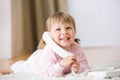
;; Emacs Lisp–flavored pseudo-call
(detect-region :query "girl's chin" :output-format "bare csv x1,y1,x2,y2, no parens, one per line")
60,44,71,50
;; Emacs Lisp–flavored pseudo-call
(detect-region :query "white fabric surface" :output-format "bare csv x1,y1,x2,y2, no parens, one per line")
11,49,42,73
1,65,120,80
0,70,120,80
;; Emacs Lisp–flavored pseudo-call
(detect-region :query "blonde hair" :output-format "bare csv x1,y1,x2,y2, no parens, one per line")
37,12,80,49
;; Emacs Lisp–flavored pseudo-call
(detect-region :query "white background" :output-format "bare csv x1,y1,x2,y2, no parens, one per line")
68,0,120,47
0,0,11,58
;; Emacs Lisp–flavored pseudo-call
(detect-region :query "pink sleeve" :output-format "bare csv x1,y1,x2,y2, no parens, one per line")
33,45,65,77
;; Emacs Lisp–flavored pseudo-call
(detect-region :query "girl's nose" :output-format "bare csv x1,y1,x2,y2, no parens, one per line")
62,29,67,35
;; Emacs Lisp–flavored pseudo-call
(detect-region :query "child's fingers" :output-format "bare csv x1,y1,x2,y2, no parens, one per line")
72,63,79,69
71,62,80,73
69,56,77,62
71,65,78,73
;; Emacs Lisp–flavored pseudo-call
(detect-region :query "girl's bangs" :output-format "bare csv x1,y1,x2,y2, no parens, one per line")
51,16,72,25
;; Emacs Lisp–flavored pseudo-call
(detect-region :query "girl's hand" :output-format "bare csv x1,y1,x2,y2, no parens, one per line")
71,60,80,73
59,56,76,68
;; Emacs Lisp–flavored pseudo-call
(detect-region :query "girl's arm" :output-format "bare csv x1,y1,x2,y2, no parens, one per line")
33,45,65,77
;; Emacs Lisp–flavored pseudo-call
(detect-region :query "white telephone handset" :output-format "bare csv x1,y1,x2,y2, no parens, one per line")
42,31,74,58
42,31,78,75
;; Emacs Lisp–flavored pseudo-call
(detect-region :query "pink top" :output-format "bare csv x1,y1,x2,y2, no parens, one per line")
33,42,89,77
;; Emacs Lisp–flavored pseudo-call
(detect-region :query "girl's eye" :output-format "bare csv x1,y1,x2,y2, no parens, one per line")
56,28,60,31
66,27,72,30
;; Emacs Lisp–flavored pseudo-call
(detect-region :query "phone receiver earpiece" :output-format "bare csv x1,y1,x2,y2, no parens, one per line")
42,31,73,58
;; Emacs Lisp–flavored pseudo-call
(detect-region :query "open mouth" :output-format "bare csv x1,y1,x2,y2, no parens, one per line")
60,37,70,41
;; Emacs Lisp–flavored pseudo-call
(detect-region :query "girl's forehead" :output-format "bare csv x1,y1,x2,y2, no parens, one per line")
52,22,73,27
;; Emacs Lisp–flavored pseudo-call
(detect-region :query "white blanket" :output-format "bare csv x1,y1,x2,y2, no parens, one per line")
1,68,120,80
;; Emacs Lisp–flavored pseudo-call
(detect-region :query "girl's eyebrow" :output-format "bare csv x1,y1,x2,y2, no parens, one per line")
55,26,60,28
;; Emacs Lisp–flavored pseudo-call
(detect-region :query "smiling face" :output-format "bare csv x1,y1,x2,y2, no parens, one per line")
46,12,76,51
50,22,75,51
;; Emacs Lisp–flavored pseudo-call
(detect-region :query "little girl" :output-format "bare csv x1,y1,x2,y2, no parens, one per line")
0,12,89,77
